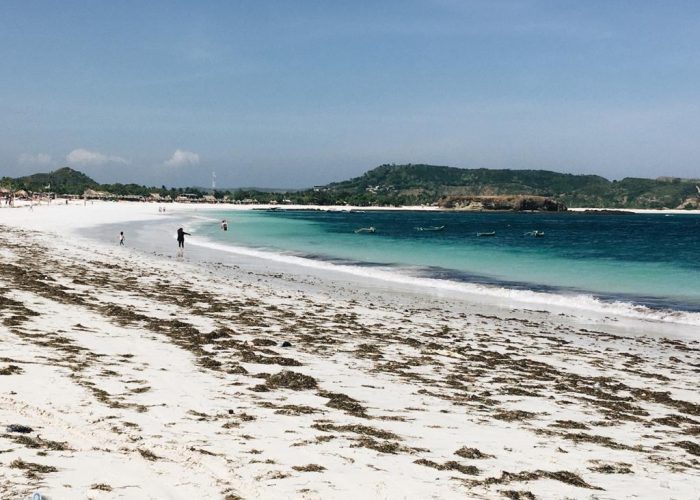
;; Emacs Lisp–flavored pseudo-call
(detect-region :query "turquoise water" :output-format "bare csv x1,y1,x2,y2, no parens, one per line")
194,210,700,314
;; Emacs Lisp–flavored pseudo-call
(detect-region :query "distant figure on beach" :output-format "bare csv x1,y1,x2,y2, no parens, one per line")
221,219,228,231
119,231,125,246
177,227,191,249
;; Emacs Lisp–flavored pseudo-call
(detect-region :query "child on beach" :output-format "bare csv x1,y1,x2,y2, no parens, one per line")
119,231,125,246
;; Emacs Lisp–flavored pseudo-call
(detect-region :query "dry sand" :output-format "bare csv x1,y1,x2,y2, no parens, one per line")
0,201,698,499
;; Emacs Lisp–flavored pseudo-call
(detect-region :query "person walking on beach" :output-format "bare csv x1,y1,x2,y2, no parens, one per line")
119,231,125,246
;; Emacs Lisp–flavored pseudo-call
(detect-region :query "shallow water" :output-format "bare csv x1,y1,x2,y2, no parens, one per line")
191,210,700,321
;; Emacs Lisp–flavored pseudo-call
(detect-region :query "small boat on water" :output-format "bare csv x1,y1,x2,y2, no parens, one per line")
354,226,376,234
525,230,545,237
415,225,445,232
477,231,496,237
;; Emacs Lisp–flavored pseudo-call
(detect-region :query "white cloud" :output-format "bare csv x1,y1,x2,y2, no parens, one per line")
164,149,200,167
66,148,129,166
18,153,52,166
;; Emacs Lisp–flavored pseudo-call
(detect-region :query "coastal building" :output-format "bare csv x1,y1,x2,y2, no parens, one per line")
83,188,114,200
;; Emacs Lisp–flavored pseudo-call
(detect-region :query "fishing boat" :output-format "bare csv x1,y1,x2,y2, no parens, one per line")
525,230,545,237
354,226,376,234
477,231,496,237
415,225,445,232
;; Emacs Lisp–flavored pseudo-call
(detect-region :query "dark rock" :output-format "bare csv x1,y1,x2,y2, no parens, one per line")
281,341,292,348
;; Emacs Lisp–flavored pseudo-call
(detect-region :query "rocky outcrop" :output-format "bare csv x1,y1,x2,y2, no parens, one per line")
437,195,566,212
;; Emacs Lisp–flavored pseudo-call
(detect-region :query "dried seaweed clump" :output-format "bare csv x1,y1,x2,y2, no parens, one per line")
485,470,602,490
454,447,494,459
3,433,69,451
318,390,367,417
265,370,318,390
414,459,479,475
312,423,399,440
588,462,633,474
292,463,326,472
10,459,58,479
675,441,700,456
493,410,537,422
138,448,160,461
500,491,535,500
0,364,23,375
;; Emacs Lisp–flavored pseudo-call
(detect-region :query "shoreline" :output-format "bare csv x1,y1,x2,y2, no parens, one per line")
5,200,700,327
1,203,699,499
4,197,700,215
83,206,700,326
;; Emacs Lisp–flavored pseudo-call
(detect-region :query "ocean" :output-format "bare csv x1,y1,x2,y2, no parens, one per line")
188,209,700,324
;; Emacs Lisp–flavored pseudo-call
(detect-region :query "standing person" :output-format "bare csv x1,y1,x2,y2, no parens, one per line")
119,231,125,246
221,219,228,231
177,227,191,252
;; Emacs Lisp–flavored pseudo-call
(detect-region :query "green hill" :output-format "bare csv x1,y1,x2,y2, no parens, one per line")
298,164,699,208
3,167,99,195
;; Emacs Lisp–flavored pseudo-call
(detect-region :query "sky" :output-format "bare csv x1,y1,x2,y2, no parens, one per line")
1,0,699,188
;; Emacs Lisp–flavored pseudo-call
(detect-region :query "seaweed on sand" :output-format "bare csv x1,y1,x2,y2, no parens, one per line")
312,423,399,440
2,433,69,451
483,470,602,490
138,448,160,461
292,463,326,472
91,483,113,491
317,390,368,417
0,364,23,375
652,414,699,427
10,458,58,479
588,462,633,474
454,447,494,459
549,420,589,430
312,423,409,454
500,491,535,500
264,370,318,390
560,432,635,451
414,459,479,475
675,441,700,456
494,410,537,422
351,437,408,454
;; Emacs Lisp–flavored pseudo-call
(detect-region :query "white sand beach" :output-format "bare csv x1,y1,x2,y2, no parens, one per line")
0,201,698,499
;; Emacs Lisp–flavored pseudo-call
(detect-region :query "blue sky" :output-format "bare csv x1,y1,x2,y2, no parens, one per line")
1,0,699,187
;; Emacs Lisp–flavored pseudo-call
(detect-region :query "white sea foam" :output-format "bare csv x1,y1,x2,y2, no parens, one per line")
190,237,700,327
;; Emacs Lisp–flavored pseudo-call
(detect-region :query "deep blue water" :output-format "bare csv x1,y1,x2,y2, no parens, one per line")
194,210,700,314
